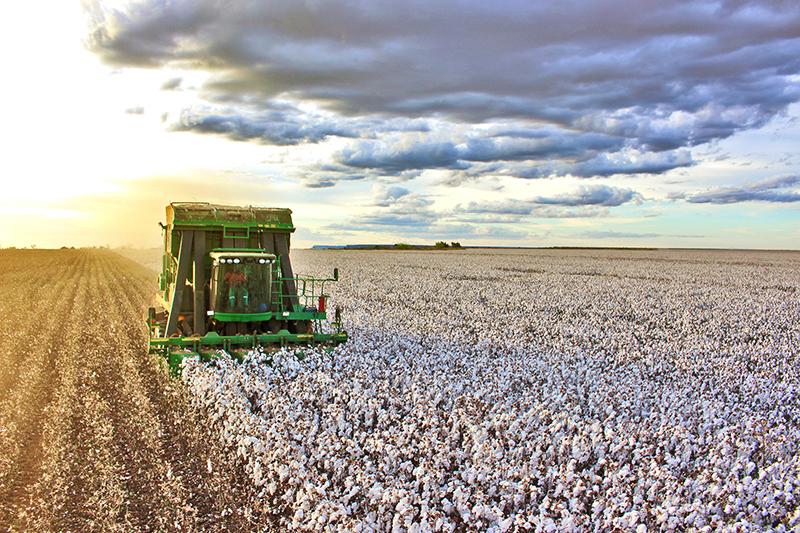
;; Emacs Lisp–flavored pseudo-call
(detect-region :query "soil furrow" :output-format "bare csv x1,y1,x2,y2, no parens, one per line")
100,250,267,530
0,253,87,527
0,252,83,402
0,249,269,531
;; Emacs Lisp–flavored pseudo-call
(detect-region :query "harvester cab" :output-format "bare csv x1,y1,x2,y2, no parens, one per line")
147,202,347,373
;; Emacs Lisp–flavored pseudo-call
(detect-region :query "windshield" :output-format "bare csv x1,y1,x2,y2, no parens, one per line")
212,258,273,314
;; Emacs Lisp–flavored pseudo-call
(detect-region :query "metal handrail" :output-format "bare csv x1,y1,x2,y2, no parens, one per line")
279,272,338,310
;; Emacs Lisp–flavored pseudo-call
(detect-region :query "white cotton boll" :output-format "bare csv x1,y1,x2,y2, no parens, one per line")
499,516,514,532
252,460,265,486
182,250,800,530
395,498,412,515
457,503,471,522
624,510,639,527
368,484,383,502
442,499,454,515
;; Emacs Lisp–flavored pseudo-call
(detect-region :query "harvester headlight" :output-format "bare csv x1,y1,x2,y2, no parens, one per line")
258,258,266,264
220,258,228,264
233,258,241,264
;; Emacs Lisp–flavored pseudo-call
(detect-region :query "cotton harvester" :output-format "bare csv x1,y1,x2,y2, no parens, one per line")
147,202,347,373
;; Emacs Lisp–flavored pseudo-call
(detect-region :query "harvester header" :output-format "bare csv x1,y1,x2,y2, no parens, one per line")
148,202,347,373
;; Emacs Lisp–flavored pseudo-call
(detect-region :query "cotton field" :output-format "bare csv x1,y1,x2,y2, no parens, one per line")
183,249,800,531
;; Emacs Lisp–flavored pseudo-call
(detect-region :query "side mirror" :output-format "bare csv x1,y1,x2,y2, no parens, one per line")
333,267,339,281
335,306,342,322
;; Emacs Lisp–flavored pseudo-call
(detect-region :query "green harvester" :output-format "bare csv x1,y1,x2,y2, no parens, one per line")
147,202,347,373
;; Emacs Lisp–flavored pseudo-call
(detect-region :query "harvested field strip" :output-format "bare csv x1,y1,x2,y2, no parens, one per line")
0,252,87,524
0,252,84,402
105,253,268,529
0,249,266,531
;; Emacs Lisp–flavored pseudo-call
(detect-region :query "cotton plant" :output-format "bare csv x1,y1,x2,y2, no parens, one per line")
183,250,800,531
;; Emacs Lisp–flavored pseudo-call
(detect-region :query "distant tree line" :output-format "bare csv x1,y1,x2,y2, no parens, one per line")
392,242,463,250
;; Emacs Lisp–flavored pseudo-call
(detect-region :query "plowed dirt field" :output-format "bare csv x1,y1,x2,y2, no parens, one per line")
0,249,264,531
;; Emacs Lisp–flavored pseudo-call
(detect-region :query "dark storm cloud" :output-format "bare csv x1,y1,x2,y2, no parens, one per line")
684,175,800,203
87,1,800,119
86,0,800,180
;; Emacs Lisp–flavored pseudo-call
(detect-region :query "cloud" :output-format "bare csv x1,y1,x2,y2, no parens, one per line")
354,213,434,227
335,137,465,172
580,230,704,239
125,106,144,114
373,185,411,206
85,0,800,209
160,77,182,90
174,108,358,145
532,184,643,207
330,130,641,177
684,175,800,204
459,184,642,218
436,223,530,240
513,150,693,179
580,230,660,239
462,201,534,216
303,179,336,189
458,131,623,162
459,201,612,219
174,106,438,150
327,134,692,180
343,185,437,229
302,173,367,189
87,1,800,133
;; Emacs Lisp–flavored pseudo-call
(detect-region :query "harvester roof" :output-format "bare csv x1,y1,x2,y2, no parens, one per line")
166,202,294,231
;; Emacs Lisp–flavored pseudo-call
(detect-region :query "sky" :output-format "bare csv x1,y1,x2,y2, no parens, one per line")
1,0,799,249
